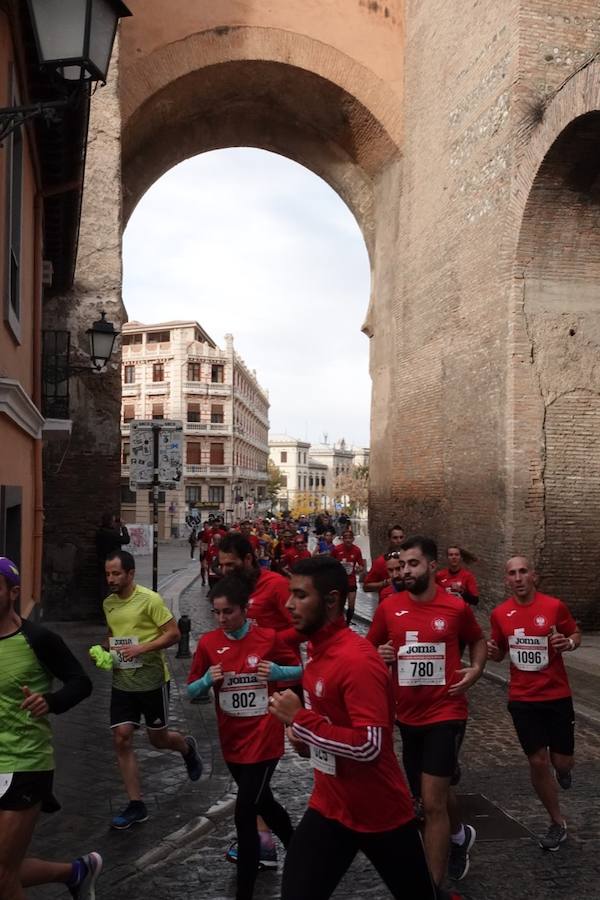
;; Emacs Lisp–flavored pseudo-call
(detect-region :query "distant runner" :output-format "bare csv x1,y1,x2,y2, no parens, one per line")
331,530,365,625
364,525,405,599
436,548,479,606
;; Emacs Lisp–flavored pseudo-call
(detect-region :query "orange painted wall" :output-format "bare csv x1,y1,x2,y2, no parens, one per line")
0,12,42,614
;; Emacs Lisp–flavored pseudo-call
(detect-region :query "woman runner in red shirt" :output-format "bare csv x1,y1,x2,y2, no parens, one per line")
187,575,301,900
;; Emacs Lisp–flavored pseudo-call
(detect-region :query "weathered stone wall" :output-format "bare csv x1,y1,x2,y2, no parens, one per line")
43,41,125,619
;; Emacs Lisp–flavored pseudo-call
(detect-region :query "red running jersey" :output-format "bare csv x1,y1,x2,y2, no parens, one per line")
490,592,576,702
293,619,414,832
331,544,364,590
188,624,298,763
367,587,483,726
247,569,293,631
436,568,478,601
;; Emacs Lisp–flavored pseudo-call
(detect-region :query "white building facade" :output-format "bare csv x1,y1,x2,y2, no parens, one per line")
121,321,269,535
268,434,328,513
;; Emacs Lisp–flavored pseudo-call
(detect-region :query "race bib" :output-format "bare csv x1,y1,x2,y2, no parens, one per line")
397,642,446,686
219,672,269,717
0,773,13,800
110,636,143,669
342,561,354,575
508,634,549,671
310,744,337,776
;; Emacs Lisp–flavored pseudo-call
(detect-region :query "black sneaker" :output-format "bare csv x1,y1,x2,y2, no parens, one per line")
555,768,572,790
448,824,476,881
110,801,148,830
183,735,202,781
539,821,567,851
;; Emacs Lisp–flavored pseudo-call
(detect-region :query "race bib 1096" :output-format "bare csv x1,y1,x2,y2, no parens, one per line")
508,634,549,671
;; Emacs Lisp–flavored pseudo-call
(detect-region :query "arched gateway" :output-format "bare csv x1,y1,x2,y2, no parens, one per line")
42,2,600,625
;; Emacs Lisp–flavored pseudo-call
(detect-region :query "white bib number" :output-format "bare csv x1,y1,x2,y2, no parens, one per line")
310,744,337,775
219,672,269,718
508,634,549,671
342,561,354,575
110,636,143,669
397,642,446,686
0,773,13,800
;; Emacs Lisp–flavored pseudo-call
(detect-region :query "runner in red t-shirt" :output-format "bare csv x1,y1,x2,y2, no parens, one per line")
367,536,486,887
269,556,442,900
436,547,479,606
364,524,405,599
187,575,300,900
378,551,405,603
205,533,223,589
488,555,581,852
240,520,261,554
281,537,311,577
331,530,365,625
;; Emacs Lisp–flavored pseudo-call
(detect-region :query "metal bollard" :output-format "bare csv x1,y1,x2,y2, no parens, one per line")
176,614,192,658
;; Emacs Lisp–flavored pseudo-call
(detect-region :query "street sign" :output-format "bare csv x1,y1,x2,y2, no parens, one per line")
157,421,183,488
129,420,183,489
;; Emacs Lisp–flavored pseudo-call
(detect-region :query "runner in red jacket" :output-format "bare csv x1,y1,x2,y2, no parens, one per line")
269,555,453,900
331,530,365,625
187,575,301,900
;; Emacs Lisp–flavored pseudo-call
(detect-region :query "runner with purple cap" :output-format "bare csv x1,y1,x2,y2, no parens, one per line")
0,557,102,899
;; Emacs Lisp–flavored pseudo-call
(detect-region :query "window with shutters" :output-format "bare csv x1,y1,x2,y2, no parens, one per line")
186,486,201,504
211,364,224,383
210,443,225,465
152,362,164,382
123,405,135,422
210,404,224,424
188,362,202,381
187,442,202,464
280,451,287,463
187,403,201,422
124,365,135,383
122,332,142,345
147,330,170,344
152,403,164,420
208,486,225,503
122,442,130,464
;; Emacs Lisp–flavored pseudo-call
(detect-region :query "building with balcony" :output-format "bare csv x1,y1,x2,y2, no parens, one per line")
269,436,369,513
120,321,269,535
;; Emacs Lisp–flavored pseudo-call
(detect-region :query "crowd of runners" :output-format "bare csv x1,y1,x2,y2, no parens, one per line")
0,514,581,900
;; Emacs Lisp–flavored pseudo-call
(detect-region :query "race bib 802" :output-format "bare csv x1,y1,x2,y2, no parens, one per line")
219,672,269,717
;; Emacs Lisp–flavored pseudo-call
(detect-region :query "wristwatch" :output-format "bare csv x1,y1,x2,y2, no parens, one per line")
567,637,576,651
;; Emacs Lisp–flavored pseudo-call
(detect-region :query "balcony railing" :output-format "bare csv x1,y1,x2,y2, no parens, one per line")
122,383,140,397
235,468,269,481
185,422,231,434
184,381,230,395
185,464,233,477
146,381,170,395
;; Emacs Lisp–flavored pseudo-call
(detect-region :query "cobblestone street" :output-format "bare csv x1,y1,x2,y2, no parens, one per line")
28,548,600,900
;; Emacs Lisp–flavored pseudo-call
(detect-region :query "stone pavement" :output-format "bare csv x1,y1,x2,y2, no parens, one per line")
26,538,600,899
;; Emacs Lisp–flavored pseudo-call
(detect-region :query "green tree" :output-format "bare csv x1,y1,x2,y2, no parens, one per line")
267,460,286,504
334,465,369,515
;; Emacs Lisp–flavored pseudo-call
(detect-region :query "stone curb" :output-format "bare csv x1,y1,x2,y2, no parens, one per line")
118,794,237,880
158,562,200,618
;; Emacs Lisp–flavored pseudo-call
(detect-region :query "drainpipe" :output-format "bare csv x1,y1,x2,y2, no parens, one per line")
32,190,44,614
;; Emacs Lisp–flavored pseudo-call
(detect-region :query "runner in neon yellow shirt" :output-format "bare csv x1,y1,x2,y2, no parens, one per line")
99,551,202,830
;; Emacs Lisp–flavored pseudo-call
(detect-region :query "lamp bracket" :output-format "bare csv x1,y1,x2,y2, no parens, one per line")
0,98,71,144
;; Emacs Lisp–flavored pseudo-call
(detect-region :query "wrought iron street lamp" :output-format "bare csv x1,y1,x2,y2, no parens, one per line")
0,0,132,143
86,311,120,372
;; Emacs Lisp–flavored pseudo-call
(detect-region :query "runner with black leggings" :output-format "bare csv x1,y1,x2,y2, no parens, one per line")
269,556,462,900
187,575,301,900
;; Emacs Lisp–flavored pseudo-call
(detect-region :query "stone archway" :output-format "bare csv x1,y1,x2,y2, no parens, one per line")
506,65,600,624
42,15,403,615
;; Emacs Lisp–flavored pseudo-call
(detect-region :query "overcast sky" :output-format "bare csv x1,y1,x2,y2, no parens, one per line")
123,148,372,447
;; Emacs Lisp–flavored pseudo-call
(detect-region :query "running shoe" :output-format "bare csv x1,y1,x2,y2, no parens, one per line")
183,735,202,781
539,821,567,851
448,824,476,881
555,768,572,790
225,840,278,869
68,852,103,900
110,800,149,830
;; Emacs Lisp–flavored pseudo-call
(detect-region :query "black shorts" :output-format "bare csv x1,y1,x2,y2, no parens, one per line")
110,683,170,730
398,719,466,790
0,771,60,813
508,697,575,757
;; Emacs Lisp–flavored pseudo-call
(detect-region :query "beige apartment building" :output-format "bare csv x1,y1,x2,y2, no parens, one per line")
120,321,269,535
269,435,368,513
